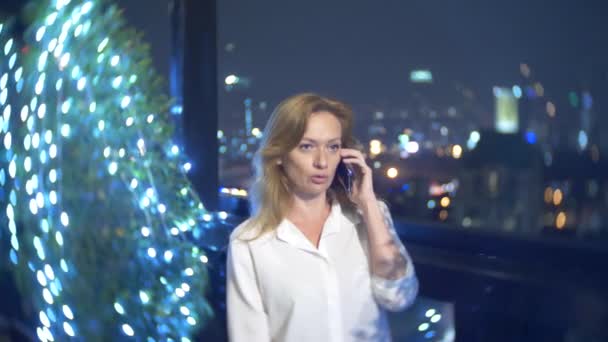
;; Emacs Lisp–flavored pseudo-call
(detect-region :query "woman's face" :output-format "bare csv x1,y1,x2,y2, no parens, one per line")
281,111,343,200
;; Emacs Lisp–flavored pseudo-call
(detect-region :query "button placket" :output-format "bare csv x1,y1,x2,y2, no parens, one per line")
319,239,343,342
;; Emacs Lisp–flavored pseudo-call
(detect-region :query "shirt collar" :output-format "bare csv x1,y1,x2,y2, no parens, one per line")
276,202,343,252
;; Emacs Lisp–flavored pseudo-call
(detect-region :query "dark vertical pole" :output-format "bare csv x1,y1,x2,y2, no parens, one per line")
181,0,219,211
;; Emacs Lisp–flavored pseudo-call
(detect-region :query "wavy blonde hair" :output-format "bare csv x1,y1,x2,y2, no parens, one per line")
241,93,360,239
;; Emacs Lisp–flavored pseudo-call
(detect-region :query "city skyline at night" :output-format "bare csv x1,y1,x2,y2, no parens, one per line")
117,0,608,240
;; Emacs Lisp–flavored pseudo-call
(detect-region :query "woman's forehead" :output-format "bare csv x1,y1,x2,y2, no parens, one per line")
304,112,342,132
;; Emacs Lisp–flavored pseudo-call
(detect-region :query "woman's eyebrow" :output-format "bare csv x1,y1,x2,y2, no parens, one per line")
300,137,342,143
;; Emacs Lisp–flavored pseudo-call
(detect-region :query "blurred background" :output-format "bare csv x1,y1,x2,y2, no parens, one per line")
1,0,607,341
128,1,608,340
119,0,608,241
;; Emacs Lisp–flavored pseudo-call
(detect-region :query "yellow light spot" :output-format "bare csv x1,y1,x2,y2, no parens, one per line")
440,196,450,208
439,210,448,221
552,189,563,206
386,167,398,179
544,187,553,204
452,145,462,159
370,139,382,156
556,212,566,229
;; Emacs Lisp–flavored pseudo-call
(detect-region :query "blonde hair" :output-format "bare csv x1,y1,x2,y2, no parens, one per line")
241,93,360,239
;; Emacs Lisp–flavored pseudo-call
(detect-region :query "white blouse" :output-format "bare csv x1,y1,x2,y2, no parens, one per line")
226,201,419,342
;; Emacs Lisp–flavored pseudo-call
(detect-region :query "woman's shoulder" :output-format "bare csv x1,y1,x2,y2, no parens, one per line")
229,218,273,245
229,218,255,241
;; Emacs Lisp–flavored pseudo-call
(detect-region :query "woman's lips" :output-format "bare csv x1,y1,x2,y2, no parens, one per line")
311,175,328,184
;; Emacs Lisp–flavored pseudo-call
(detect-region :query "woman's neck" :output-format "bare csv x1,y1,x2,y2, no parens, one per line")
287,193,331,222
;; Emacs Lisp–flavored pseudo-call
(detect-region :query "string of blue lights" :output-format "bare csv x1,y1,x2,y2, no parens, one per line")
0,0,225,340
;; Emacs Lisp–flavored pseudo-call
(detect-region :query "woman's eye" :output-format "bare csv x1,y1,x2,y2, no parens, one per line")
329,144,341,151
299,144,313,150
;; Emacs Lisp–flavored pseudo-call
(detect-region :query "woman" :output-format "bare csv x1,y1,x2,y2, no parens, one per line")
226,93,418,341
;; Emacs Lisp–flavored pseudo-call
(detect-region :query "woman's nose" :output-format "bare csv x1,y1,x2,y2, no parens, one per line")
313,150,328,168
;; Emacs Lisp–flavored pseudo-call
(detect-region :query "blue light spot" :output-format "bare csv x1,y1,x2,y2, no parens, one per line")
401,183,410,192
582,92,593,110
10,235,19,251
525,86,536,99
41,219,50,233
9,249,18,264
122,323,134,336
525,131,536,144
55,278,63,292
578,130,588,150
36,270,47,286
50,282,59,296
512,85,522,98
114,302,125,315
63,322,75,337
10,189,16,205
9,53,17,70
46,308,56,323
39,311,50,327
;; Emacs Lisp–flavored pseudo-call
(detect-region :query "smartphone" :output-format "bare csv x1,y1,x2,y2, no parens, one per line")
336,160,354,194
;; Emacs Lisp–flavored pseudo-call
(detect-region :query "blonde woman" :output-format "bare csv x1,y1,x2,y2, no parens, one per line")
227,93,418,341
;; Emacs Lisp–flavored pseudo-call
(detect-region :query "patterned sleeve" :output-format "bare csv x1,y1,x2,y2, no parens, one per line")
369,201,419,312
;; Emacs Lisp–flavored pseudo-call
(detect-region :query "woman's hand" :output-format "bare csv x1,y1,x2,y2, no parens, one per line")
339,148,377,207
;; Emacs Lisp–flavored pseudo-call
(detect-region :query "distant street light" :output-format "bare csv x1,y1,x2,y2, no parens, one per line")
386,167,398,179
225,74,239,85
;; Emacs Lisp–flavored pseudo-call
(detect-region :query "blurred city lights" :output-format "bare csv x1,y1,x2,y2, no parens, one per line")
556,212,567,229
544,187,553,204
546,101,556,117
405,141,419,154
386,167,398,179
410,69,433,83
440,196,450,208
452,145,462,159
578,130,588,150
512,85,522,98
533,82,544,97
251,127,262,138
370,139,382,156
525,131,537,144
224,74,239,85
467,131,481,150
552,189,563,206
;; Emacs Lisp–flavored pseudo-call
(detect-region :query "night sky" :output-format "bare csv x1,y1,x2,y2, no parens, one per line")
218,0,608,108
119,0,608,115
